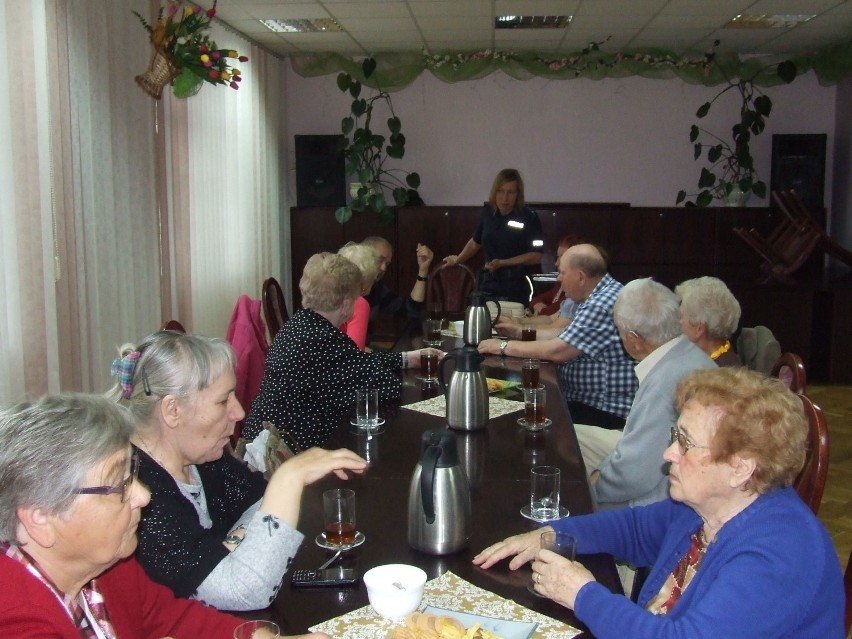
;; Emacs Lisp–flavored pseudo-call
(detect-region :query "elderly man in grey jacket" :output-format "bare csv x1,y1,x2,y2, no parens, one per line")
577,277,717,510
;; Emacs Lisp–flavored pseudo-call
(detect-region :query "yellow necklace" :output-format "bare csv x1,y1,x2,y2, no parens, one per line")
710,340,731,360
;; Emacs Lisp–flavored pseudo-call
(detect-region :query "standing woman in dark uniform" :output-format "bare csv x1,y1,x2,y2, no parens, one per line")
443,168,543,304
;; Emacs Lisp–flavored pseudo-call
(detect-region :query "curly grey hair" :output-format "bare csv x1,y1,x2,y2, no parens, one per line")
675,276,741,340
0,393,135,543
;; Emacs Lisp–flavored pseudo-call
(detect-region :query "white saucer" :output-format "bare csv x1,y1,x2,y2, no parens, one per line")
315,530,365,551
349,418,385,428
520,505,569,522
416,376,440,383
517,417,552,431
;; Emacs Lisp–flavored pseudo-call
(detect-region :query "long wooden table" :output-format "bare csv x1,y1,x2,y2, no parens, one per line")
266,336,621,636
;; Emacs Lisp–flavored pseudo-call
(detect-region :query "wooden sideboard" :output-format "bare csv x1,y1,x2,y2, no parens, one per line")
291,204,851,382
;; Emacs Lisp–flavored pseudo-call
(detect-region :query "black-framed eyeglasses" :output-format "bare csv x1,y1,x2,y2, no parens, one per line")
75,452,139,503
670,426,708,455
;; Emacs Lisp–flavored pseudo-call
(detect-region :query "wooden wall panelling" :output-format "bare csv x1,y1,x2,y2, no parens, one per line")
396,206,483,298
290,207,398,312
606,208,717,288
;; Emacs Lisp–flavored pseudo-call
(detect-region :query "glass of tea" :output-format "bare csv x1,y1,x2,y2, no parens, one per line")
420,350,439,382
520,320,537,341
322,488,357,546
522,358,541,388
424,319,443,347
523,386,546,427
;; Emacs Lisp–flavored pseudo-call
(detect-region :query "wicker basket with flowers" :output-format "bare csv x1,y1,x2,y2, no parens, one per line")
134,0,249,99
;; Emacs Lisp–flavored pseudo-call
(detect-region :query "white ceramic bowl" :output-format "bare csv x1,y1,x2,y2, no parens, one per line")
363,564,427,619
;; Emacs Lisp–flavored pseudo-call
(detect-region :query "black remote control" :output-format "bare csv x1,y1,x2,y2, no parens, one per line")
291,567,359,588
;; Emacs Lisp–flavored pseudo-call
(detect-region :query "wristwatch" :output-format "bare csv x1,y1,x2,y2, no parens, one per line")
499,338,509,357
416,275,428,282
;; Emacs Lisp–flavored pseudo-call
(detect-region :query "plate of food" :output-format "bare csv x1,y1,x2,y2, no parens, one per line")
485,378,520,394
417,607,536,639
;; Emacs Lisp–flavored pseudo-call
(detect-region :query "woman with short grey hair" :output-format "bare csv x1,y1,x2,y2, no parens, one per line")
244,252,441,448
109,329,367,612
675,276,742,366
0,393,296,638
338,242,380,349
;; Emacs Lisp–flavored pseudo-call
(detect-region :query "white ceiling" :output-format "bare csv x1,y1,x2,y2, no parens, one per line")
214,0,852,58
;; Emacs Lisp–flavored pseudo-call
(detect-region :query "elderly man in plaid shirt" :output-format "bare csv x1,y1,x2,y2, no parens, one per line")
479,243,637,430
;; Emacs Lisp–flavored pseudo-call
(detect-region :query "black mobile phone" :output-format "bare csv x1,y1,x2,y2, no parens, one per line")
291,566,359,588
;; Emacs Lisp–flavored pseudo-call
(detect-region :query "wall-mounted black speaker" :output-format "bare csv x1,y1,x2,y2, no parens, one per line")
770,134,826,208
295,134,345,207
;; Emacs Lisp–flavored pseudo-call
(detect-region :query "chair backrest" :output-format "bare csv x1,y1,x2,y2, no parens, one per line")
736,325,781,375
426,263,477,314
262,277,289,340
770,352,807,395
159,319,186,333
845,547,852,635
793,393,829,515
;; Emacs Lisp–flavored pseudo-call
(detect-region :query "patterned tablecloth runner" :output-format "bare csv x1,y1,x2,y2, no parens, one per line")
309,570,581,639
402,394,524,420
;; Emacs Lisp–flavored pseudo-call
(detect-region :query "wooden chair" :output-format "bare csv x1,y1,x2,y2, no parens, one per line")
793,394,829,515
844,547,852,636
770,352,807,395
262,277,290,340
774,190,852,268
426,262,477,314
159,319,186,333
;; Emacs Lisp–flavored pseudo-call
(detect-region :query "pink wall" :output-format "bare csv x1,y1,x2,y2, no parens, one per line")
284,66,836,208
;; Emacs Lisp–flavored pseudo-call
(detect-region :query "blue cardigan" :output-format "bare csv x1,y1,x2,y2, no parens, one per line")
553,488,844,638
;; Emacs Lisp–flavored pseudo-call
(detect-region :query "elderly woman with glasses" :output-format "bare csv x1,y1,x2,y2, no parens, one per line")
108,330,366,613
675,276,742,367
474,367,844,638
0,394,325,638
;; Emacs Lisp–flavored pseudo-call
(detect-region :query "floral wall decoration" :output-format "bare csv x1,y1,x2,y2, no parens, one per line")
134,0,249,99
290,37,852,92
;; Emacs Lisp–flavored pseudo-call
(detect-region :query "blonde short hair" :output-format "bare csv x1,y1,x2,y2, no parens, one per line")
338,242,379,290
299,252,361,312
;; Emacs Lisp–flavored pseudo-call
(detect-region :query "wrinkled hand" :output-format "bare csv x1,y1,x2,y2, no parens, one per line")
472,528,550,570
416,244,434,270
443,255,459,266
530,550,595,610
272,447,367,487
476,338,503,356
408,347,445,368
494,317,521,338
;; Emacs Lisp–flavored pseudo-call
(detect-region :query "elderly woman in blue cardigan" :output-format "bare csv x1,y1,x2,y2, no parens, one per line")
474,366,844,638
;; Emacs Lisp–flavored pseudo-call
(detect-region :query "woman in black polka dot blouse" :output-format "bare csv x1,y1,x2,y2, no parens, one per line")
244,252,440,448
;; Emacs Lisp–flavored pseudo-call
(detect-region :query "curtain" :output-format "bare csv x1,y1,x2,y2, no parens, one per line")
163,21,287,338
0,0,162,402
0,0,59,402
0,0,287,402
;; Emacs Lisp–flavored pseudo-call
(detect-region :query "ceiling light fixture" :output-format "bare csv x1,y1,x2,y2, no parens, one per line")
725,14,816,29
260,18,342,33
495,15,571,29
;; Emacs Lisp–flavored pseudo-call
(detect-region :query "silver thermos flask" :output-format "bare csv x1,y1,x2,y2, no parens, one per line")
463,291,501,346
438,346,489,431
407,429,471,555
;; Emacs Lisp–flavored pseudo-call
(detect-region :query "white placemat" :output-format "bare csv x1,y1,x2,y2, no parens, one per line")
309,570,581,639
